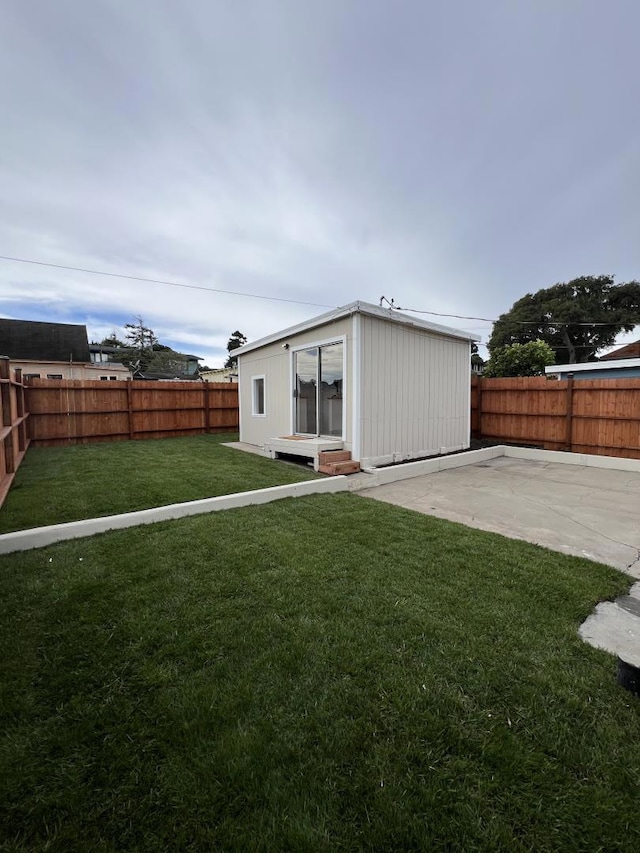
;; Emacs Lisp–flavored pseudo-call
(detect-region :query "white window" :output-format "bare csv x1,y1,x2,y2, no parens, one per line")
252,375,266,416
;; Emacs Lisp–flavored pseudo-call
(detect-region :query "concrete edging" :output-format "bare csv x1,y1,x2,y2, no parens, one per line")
349,443,640,490
502,445,640,473
3,443,638,556
0,476,349,555
351,445,505,489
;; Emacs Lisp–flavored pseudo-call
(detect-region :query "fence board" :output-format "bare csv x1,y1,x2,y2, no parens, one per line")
27,379,238,446
0,359,30,507
472,375,640,459
21,374,640,459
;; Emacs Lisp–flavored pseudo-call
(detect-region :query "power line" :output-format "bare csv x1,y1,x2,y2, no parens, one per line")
380,296,631,326
0,254,335,310
3,254,636,330
0,255,497,323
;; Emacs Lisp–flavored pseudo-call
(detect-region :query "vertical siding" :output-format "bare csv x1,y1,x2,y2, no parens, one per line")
238,317,353,449
359,315,470,465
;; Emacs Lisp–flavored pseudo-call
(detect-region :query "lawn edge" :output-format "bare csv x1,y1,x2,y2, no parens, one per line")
0,477,348,555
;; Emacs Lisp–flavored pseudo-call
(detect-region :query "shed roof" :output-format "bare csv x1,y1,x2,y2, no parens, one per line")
0,318,90,362
545,357,640,375
235,300,479,356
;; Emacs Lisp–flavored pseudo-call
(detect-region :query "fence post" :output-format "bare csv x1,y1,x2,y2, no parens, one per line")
565,375,574,452
0,357,11,427
476,377,483,438
204,381,211,433
126,379,134,440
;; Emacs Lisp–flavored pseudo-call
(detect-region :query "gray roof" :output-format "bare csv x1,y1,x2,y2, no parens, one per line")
0,318,90,362
235,300,479,357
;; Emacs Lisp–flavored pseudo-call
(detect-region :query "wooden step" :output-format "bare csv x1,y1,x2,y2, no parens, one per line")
317,449,352,465
318,459,361,476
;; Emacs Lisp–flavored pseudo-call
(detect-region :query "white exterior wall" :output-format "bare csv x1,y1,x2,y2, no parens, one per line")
358,315,471,467
238,316,354,451
11,359,131,380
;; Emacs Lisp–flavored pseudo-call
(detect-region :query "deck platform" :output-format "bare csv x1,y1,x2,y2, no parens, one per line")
265,436,344,470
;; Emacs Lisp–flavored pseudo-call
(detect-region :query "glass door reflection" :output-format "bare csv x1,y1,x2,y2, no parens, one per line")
294,342,343,437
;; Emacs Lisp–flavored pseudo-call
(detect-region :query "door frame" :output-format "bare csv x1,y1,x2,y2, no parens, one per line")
289,335,347,439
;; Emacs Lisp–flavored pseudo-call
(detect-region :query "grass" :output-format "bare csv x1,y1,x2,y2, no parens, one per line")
1,493,639,851
0,434,319,532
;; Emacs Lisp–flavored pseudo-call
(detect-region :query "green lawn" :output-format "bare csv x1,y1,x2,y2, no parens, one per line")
0,434,318,532
1,493,639,851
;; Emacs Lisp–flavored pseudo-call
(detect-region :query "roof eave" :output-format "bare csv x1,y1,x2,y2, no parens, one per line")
235,300,479,357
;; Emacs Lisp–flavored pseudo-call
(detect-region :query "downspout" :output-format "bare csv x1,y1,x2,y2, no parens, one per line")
351,313,361,462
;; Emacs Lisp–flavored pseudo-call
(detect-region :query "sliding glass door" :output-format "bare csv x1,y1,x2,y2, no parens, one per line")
294,341,343,437
294,347,318,435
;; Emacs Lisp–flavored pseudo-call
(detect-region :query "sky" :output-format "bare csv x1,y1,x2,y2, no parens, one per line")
1,0,639,366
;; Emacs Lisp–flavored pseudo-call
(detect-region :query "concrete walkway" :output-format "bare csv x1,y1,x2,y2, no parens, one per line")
580,582,640,668
358,456,640,575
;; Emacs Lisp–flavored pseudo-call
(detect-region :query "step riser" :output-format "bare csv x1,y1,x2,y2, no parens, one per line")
319,461,361,476
317,450,352,465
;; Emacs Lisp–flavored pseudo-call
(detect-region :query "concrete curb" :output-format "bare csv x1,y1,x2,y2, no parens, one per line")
348,444,640,491
0,476,349,555
351,446,505,489
502,445,640,473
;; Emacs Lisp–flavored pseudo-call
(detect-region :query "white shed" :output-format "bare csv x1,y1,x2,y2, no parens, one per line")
235,301,479,470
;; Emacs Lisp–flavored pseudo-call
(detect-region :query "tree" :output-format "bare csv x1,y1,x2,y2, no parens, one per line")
489,276,640,364
100,331,126,348
224,330,247,368
483,340,555,377
144,349,188,375
125,316,158,355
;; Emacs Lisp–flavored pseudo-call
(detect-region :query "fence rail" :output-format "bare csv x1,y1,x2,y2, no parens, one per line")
0,358,29,506
4,369,640,476
27,379,239,446
472,375,640,459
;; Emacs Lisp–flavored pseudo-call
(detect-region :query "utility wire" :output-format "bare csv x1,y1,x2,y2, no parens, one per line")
2,254,635,329
0,254,335,310
379,295,626,326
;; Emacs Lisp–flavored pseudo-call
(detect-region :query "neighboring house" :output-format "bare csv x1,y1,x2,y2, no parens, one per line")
600,340,640,361
134,352,203,381
545,358,640,380
0,319,131,380
471,353,485,375
200,367,238,383
235,300,479,470
91,343,203,381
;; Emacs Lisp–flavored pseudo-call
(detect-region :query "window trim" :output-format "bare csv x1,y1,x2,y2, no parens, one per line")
251,374,266,417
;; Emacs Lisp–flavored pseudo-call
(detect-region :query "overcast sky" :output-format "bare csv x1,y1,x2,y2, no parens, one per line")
1,0,639,365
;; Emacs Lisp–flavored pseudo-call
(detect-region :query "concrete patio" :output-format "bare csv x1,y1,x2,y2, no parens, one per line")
358,455,640,575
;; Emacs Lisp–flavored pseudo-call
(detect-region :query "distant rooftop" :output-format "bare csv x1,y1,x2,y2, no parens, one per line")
0,318,90,362
600,340,640,361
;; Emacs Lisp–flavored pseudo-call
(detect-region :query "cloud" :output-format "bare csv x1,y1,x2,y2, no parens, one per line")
1,0,639,364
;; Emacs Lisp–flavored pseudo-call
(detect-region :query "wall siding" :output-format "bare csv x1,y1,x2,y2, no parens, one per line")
359,315,470,465
238,317,353,450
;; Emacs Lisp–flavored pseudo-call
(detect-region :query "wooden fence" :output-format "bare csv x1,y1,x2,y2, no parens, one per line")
7,370,640,459
27,379,239,446
472,375,640,459
0,358,29,505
